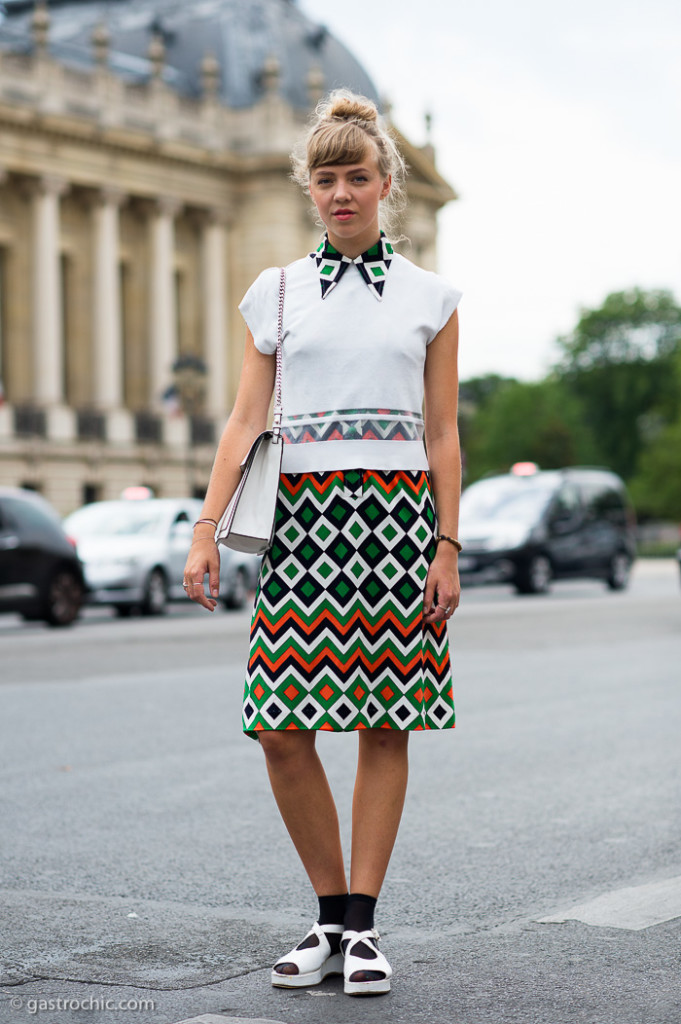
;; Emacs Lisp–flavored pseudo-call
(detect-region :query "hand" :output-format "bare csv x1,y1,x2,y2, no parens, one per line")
422,545,461,625
183,536,221,612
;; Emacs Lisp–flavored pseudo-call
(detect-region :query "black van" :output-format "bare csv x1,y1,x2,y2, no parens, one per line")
457,465,636,594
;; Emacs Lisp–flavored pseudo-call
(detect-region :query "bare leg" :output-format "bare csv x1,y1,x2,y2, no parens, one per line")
350,730,409,896
259,731,347,896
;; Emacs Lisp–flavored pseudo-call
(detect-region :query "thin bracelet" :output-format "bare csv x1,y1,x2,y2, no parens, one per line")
193,517,218,528
436,533,463,553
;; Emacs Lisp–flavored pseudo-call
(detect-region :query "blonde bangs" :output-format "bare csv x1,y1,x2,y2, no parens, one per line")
307,121,375,171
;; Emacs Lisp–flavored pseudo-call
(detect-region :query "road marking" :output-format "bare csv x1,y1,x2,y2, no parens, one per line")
538,875,681,931
173,1016,289,1024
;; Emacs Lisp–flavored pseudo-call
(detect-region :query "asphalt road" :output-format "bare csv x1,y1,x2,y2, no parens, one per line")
1,561,680,1024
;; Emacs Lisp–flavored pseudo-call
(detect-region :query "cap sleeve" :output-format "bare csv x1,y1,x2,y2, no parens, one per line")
427,278,462,344
238,266,281,355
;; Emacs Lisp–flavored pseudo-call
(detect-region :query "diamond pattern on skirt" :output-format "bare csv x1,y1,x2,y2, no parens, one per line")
243,470,454,737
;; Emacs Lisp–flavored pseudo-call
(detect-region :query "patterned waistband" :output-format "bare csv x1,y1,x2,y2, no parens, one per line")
282,408,424,445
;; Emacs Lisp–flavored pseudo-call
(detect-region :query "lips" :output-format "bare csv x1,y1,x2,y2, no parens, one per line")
333,209,354,221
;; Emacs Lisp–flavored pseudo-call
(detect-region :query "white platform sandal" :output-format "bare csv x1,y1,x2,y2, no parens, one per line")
341,927,392,996
271,920,344,988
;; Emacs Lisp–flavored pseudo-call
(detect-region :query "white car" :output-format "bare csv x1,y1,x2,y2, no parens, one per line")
64,498,259,616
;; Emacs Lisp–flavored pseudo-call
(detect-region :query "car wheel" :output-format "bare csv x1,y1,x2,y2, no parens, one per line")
514,554,552,595
141,568,168,616
606,551,631,591
43,569,84,627
222,567,248,610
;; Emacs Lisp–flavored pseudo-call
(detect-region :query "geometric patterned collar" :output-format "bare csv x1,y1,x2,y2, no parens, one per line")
310,231,394,301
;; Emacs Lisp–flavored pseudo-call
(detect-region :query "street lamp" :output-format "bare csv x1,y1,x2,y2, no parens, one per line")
170,353,207,497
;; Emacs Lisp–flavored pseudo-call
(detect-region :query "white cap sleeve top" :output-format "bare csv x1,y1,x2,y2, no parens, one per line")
238,252,462,474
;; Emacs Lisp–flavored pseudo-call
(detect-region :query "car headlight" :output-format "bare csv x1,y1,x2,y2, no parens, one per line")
90,556,138,569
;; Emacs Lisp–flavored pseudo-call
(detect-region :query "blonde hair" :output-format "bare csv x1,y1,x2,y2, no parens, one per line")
291,89,407,238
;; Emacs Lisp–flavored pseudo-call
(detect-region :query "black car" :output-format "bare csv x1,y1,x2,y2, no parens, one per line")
0,487,85,626
457,466,636,595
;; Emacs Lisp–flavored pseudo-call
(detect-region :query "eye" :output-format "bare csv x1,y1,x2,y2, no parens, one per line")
352,175,368,183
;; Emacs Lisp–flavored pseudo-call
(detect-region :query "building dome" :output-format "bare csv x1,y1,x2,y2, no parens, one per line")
0,0,381,109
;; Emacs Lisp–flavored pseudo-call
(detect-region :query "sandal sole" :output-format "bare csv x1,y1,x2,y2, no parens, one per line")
345,977,391,996
271,953,344,989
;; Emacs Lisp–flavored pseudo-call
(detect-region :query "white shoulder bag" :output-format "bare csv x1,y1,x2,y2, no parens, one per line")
215,268,286,554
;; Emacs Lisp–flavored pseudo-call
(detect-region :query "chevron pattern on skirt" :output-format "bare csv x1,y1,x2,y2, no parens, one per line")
242,469,455,738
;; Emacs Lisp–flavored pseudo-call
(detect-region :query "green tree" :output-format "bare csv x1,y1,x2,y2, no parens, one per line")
462,378,600,483
555,289,681,479
629,420,681,519
628,344,681,519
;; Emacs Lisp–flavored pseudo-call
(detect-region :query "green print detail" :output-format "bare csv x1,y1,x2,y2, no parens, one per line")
243,470,454,737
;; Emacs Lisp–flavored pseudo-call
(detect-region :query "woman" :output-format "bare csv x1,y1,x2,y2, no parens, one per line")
183,90,462,997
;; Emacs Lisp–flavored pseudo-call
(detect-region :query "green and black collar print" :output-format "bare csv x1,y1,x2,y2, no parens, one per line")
311,231,394,301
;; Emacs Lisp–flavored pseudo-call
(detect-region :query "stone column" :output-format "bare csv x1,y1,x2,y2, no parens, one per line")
0,167,10,440
149,196,181,408
31,175,68,406
92,187,124,408
200,209,229,417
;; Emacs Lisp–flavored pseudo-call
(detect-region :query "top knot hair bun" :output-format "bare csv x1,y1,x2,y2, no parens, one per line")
327,95,379,124
291,89,407,236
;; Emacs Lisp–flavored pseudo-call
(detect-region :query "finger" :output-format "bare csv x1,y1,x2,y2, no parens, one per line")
208,564,221,599
422,570,436,617
187,580,216,611
423,602,446,624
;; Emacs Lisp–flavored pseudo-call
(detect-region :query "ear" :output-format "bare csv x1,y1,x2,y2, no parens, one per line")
380,174,392,200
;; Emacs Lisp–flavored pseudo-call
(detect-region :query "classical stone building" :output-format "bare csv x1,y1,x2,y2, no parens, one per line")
0,0,456,514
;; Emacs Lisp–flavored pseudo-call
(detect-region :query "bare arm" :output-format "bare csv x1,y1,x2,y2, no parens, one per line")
184,328,275,610
422,308,462,624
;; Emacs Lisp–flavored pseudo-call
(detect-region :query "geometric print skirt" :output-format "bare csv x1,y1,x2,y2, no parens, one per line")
243,469,455,739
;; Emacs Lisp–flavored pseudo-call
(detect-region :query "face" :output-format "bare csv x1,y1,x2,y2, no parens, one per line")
309,150,391,256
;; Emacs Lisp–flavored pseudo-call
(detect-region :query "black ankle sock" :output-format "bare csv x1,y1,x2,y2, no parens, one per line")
344,892,377,933
318,892,348,926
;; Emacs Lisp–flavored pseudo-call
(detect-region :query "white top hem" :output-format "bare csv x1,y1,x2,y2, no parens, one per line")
280,439,430,473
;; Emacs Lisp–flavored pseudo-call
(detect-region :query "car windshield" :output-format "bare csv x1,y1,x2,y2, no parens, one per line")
460,477,556,524
65,502,166,537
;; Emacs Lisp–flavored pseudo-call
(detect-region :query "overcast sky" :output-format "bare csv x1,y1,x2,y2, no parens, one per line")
299,0,681,382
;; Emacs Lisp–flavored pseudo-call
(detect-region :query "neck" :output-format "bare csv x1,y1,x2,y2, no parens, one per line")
326,225,382,259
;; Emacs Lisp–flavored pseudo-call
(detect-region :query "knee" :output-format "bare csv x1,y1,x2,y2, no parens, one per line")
361,729,409,758
258,731,315,772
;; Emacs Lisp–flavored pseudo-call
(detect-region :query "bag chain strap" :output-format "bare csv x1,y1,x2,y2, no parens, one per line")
272,268,286,438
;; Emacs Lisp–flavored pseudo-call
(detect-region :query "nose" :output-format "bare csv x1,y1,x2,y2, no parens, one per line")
333,178,351,202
